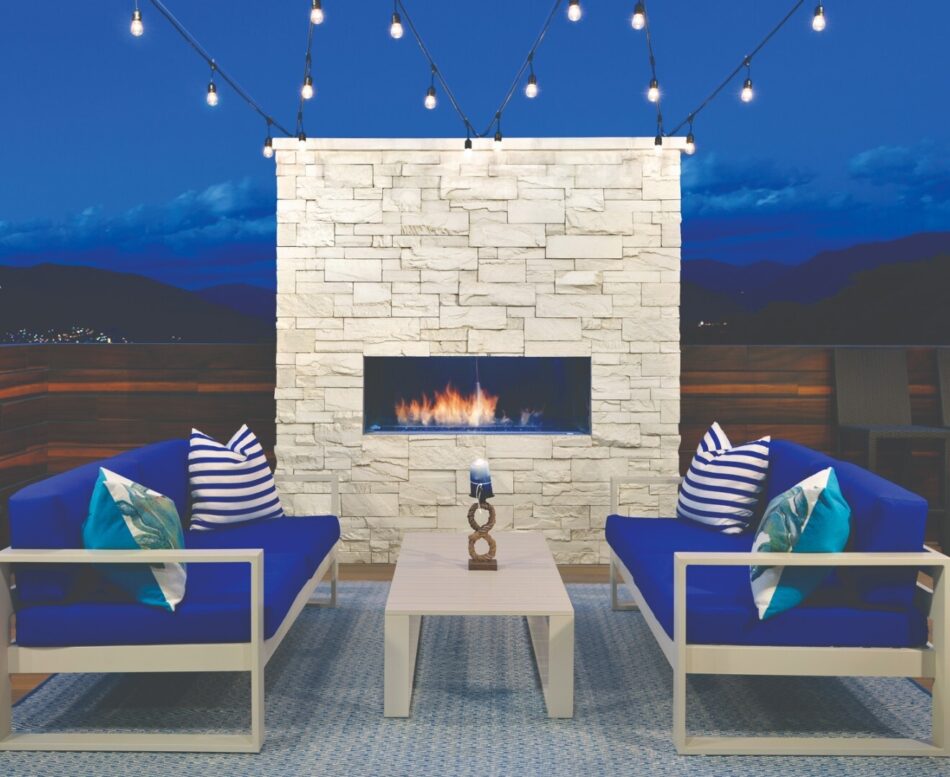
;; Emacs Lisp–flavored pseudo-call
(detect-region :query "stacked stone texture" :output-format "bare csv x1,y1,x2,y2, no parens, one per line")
273,138,681,564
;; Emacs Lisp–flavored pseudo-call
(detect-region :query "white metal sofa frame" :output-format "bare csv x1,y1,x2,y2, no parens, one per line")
0,474,340,753
609,475,950,757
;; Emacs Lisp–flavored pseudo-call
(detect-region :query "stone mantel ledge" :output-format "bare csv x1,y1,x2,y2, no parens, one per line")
272,136,690,152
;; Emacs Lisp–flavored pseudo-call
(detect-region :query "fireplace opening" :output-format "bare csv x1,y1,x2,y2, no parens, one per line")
363,356,591,435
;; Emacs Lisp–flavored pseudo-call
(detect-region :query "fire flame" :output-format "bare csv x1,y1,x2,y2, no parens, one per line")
396,383,500,427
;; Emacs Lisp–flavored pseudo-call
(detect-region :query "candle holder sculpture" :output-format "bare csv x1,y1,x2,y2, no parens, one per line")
468,458,497,571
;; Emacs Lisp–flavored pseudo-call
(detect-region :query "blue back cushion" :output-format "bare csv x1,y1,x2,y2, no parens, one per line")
766,440,927,607
9,440,189,603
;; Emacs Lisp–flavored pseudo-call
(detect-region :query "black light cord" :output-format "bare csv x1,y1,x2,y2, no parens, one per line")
641,1,663,138
481,0,563,138
296,14,318,137
395,0,479,138
146,0,293,137
666,0,806,137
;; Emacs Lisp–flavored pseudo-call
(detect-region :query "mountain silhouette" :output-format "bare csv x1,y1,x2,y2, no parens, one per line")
683,232,950,313
687,251,950,344
196,283,276,323
0,264,274,343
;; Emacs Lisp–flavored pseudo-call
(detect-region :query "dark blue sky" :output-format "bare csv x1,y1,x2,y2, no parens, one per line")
0,1,947,288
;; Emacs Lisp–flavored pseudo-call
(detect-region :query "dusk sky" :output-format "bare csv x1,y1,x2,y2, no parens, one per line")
0,1,947,289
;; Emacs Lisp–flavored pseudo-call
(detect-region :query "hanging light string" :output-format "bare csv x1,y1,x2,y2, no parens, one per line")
393,0,479,140
143,0,293,137
479,0,564,138
665,0,808,137
296,8,319,139
640,1,664,144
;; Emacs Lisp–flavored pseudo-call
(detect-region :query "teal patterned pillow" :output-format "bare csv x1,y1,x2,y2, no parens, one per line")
750,467,851,620
83,468,187,611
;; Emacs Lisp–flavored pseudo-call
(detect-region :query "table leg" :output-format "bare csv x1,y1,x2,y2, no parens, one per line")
527,614,574,718
384,614,421,717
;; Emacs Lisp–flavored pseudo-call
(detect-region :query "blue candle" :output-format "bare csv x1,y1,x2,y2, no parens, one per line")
470,458,493,500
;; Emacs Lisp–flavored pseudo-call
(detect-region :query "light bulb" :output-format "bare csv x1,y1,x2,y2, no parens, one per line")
130,8,144,37
568,0,582,22
654,134,663,155
206,82,219,107
298,131,307,148
424,85,437,110
741,78,754,102
631,2,645,30
390,12,404,39
647,78,659,103
525,74,538,99
684,132,696,155
302,76,315,100
263,137,274,158
812,4,826,31
464,137,473,155
310,0,324,25
494,130,503,151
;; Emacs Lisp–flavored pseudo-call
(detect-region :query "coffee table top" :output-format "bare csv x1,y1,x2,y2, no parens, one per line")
386,532,573,617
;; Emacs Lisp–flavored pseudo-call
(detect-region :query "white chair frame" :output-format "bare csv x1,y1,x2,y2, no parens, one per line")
609,475,950,756
0,474,341,753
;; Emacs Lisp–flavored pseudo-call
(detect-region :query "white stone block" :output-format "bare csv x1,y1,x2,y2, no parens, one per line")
546,235,623,259
325,259,382,282
439,306,508,330
470,216,546,248
508,199,565,224
467,329,524,353
440,176,518,200
523,318,582,341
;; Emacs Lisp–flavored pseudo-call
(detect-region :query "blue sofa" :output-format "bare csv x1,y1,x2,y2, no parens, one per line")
607,439,950,756
0,439,341,752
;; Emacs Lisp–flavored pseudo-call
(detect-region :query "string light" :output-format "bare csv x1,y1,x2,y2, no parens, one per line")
740,59,754,102
464,136,473,155
568,0,582,23
654,134,663,154
424,66,437,109
301,75,315,100
684,119,696,155
206,64,219,106
647,78,659,103
130,3,144,37
310,0,325,25
390,5,404,39
525,55,538,99
297,131,307,148
631,2,646,30
263,121,274,158
812,2,826,31
494,114,503,151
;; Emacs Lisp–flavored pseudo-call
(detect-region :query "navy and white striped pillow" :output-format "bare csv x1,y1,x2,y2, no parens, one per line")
188,425,285,531
676,422,771,534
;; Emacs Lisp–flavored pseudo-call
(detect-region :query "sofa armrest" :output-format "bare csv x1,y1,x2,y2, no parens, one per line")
672,548,950,643
0,548,265,649
610,475,683,515
275,472,340,517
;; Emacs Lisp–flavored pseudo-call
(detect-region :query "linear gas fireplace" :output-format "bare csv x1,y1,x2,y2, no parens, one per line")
363,356,591,435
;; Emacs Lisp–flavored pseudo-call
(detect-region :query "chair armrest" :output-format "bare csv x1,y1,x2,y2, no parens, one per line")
275,472,340,517
672,549,950,644
610,474,683,515
0,547,263,565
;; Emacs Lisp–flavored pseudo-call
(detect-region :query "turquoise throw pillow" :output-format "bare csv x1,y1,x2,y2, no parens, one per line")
750,467,851,620
83,468,187,611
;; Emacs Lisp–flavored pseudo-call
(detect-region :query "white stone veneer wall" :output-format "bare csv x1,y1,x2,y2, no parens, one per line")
273,138,682,564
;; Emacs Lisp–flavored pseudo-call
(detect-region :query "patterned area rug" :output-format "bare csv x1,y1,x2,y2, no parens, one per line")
3,583,948,776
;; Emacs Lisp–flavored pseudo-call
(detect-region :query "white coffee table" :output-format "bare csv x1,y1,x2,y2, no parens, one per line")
384,531,574,718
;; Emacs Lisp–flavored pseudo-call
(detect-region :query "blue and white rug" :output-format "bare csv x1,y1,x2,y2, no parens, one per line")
3,583,948,776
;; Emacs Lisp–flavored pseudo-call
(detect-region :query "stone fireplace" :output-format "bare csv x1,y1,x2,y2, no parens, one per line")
272,137,682,564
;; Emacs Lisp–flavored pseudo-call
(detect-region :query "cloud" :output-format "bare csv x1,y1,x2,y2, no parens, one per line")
0,179,277,288
848,141,950,205
682,154,819,216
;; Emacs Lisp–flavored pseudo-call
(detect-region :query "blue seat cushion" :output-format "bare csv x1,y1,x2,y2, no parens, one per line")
186,515,340,579
766,440,927,608
15,552,311,647
606,514,928,648
9,440,189,604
